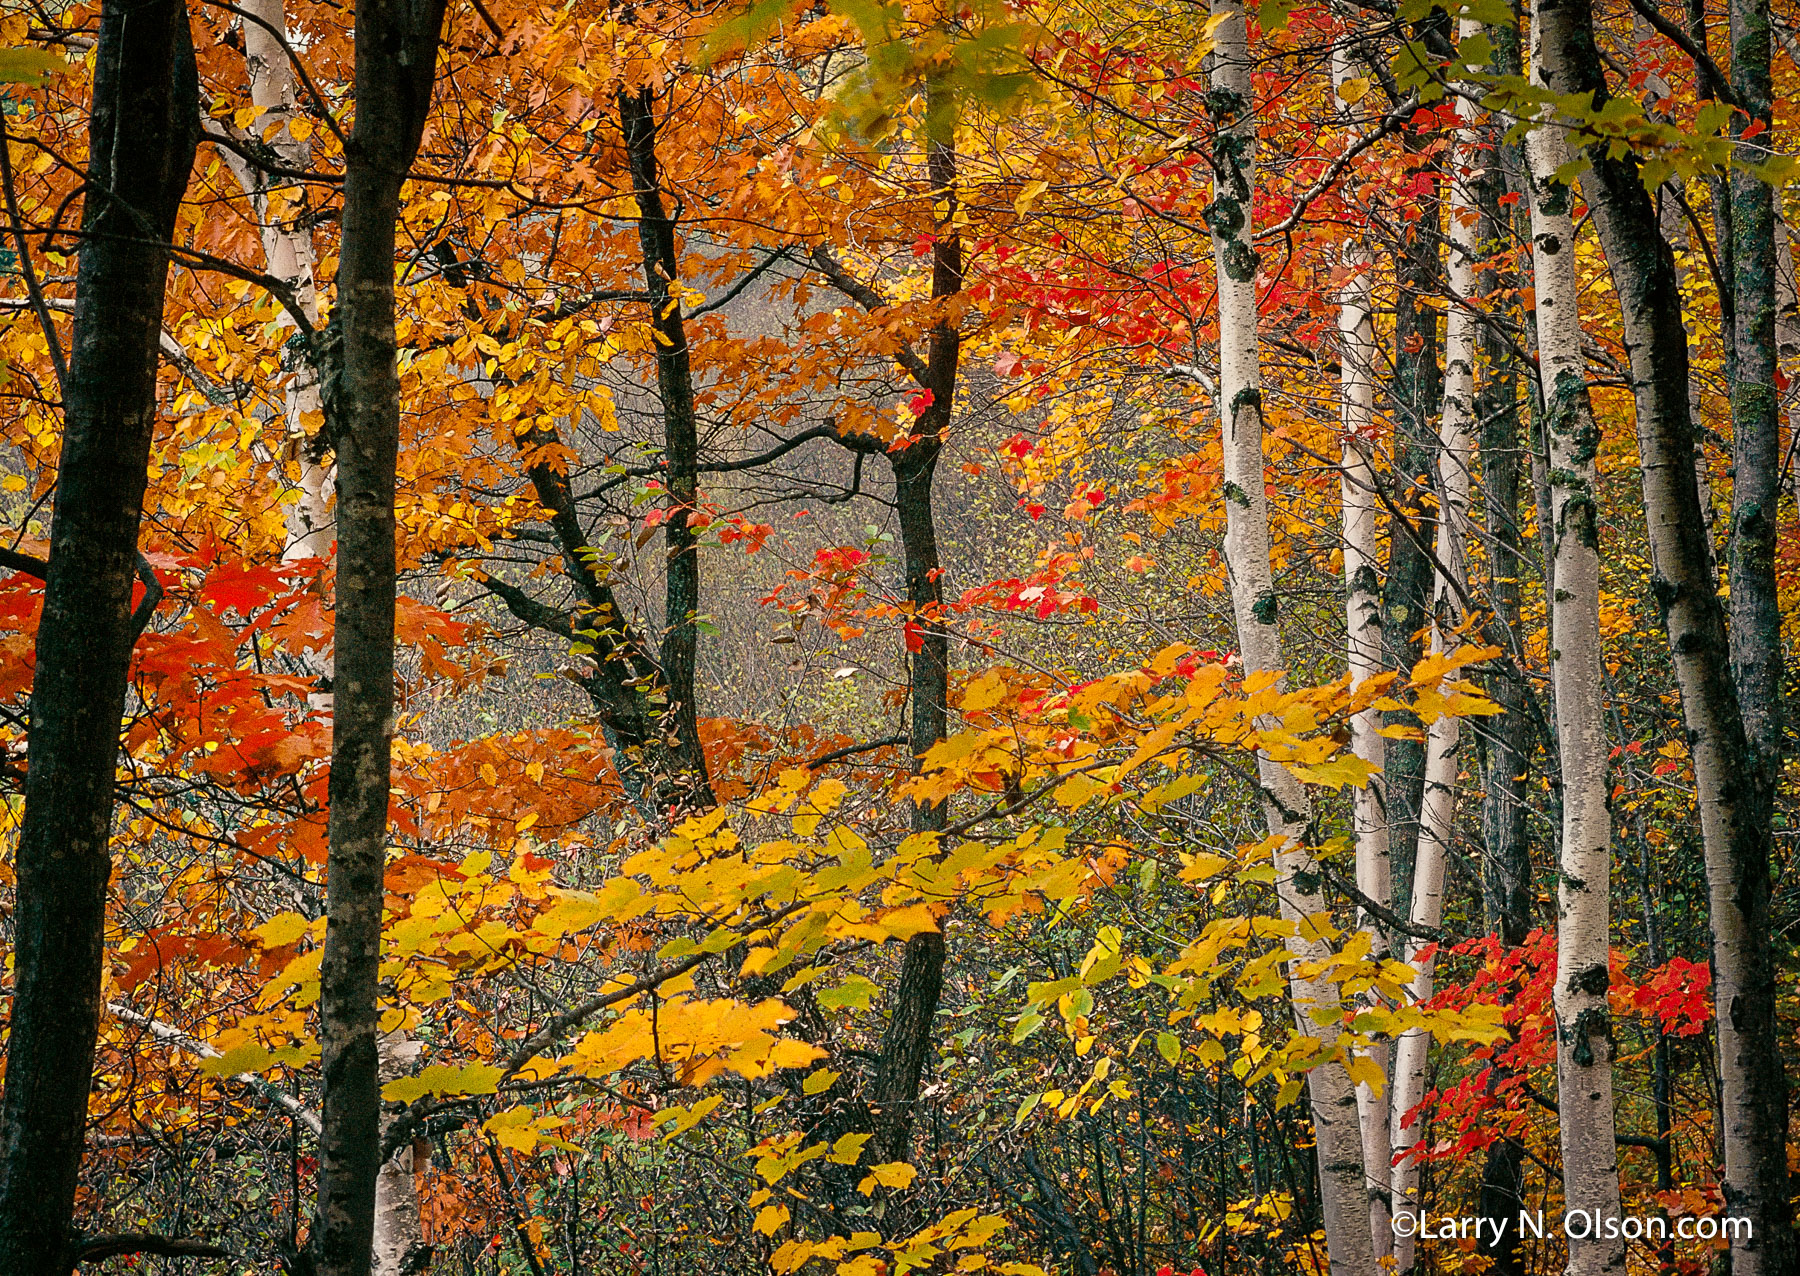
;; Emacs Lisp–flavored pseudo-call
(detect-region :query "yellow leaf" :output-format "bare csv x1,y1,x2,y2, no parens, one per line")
877,903,939,940
828,1132,871,1164
1013,179,1049,214
754,1204,791,1236
858,1161,918,1195
1344,1051,1387,1093
252,911,310,948
770,1240,815,1274
1289,753,1377,791
802,1067,841,1095
382,1062,503,1103
1052,774,1103,809
655,1094,723,1138
961,669,1006,712
483,1106,544,1153
199,1041,272,1078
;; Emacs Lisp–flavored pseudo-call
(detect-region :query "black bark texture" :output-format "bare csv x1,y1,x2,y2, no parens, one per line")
0,3,197,1269
870,124,962,1170
620,84,713,818
311,0,445,1272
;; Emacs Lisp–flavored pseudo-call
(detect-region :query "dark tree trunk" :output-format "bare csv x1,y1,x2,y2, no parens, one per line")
620,84,712,818
869,123,961,1169
0,3,197,1270
1537,0,1795,1267
310,0,445,1271
1474,18,1534,953
1473,30,1533,1271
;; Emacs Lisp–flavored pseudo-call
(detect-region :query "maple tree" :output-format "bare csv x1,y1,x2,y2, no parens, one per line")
1,0,1799,1271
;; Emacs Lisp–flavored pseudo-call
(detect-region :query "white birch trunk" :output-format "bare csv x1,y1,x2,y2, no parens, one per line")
1332,45,1394,1265
231,0,335,567
1526,11,1625,1271
1388,31,1477,1265
374,1031,428,1275
1773,211,1800,507
1211,10,1374,1272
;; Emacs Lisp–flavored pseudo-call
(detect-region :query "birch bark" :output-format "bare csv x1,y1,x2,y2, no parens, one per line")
231,0,335,569
1535,0,1795,1262
1209,10,1372,1271
1331,45,1393,1264
1525,8,1624,1270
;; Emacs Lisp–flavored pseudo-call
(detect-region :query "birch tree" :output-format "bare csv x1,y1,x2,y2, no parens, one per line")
1333,42,1393,1263
1525,6,1623,1270
1209,6,1373,1269
1532,0,1796,1262
227,0,335,570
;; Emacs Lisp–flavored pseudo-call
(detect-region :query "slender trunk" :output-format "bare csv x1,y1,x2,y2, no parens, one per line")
1539,0,1796,1265
1773,212,1800,508
1334,48,1393,1261
373,1033,428,1275
620,85,711,817
1383,25,1447,915
311,1,445,1271
869,105,959,1169
1729,0,1784,824
1390,34,1478,1263
1657,184,1719,567
0,5,197,1270
238,9,422,1264
234,0,334,570
1474,25,1533,1274
1526,8,1623,1271
1210,11,1372,1272
1476,10,1534,955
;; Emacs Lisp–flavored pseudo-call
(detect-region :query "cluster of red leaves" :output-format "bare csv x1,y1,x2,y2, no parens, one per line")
1400,930,1712,1166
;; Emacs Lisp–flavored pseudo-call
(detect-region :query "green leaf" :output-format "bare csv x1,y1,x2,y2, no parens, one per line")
1156,1032,1181,1065
815,974,879,1012
0,49,66,85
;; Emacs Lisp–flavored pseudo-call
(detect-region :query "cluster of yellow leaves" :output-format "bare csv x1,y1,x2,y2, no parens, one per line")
743,1131,1043,1276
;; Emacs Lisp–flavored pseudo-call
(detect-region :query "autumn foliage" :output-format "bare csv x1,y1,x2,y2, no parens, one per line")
0,0,1797,1271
